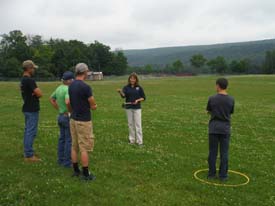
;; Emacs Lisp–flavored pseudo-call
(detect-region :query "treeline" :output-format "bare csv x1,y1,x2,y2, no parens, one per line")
0,30,128,78
1,30,275,78
128,52,275,75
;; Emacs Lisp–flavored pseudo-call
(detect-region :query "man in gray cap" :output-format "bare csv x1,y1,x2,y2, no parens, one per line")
20,60,43,162
68,63,97,181
50,71,74,168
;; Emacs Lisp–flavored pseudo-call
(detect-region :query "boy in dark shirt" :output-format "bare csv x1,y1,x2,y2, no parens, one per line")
206,78,234,181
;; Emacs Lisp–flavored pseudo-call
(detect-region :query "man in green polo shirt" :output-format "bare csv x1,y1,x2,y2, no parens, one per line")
50,71,74,167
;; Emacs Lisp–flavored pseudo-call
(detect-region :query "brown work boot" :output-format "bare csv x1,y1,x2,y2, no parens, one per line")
24,155,41,162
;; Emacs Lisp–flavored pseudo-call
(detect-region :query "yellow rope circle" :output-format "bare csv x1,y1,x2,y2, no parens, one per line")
194,168,250,187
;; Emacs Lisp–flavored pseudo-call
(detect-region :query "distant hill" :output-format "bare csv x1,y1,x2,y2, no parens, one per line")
123,39,275,67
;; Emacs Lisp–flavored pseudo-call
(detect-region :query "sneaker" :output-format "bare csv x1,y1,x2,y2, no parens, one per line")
207,175,216,180
34,153,40,158
219,177,228,182
71,171,81,177
128,142,135,145
24,155,41,162
82,173,96,181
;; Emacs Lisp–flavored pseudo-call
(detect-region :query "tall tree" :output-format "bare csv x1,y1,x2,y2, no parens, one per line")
229,60,240,73
89,41,112,72
207,56,228,74
0,30,32,77
172,59,184,73
3,57,21,77
27,35,43,48
109,51,128,75
32,45,54,78
0,30,129,77
0,30,32,62
263,50,275,74
190,54,207,68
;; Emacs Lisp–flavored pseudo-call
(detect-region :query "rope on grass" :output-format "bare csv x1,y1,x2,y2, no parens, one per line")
194,168,250,187
39,125,57,128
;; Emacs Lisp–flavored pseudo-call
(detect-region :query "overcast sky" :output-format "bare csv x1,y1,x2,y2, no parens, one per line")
0,0,275,50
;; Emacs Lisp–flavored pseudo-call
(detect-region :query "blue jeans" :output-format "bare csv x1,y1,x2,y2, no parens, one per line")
57,114,71,167
23,112,39,157
208,134,230,178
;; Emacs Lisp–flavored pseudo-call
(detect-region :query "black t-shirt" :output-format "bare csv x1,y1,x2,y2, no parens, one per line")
69,80,93,121
123,84,146,109
206,94,234,134
20,76,40,112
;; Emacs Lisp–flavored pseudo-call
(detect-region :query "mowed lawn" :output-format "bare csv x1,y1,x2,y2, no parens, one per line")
0,75,274,206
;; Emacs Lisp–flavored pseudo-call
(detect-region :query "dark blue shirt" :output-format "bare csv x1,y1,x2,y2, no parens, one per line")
69,80,93,121
122,84,146,109
20,76,40,112
207,94,234,134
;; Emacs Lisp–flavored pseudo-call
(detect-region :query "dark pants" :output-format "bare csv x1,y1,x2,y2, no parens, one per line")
57,114,72,167
208,133,230,178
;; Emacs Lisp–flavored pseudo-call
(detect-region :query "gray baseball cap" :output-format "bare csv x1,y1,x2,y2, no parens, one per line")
22,60,38,69
75,63,89,74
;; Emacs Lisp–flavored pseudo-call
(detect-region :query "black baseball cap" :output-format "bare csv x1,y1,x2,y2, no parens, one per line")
62,71,74,80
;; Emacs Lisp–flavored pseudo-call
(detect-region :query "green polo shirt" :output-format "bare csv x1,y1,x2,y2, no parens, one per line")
51,84,69,114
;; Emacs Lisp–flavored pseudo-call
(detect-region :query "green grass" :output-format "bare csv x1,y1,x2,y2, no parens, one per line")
0,75,274,206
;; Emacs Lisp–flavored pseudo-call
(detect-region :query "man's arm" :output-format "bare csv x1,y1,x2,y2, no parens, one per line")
66,99,72,113
88,96,97,110
206,98,211,114
231,99,235,114
29,79,42,98
33,88,43,98
49,97,58,110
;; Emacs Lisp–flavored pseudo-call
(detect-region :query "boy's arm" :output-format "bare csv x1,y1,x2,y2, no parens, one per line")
65,98,72,113
88,96,97,110
49,97,58,110
231,99,235,114
206,98,211,114
33,88,43,98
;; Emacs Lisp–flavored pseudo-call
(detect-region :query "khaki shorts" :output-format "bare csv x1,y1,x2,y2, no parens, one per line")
70,119,95,152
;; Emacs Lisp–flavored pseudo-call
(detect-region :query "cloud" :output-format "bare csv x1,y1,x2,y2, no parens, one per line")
0,0,274,49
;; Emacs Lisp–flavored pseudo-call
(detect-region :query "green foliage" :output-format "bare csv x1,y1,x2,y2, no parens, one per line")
0,30,32,64
229,59,250,74
0,30,128,77
27,35,43,48
128,60,187,75
263,50,275,74
172,59,184,73
106,51,128,75
89,41,113,72
3,57,21,77
207,56,228,74
127,64,155,75
190,54,207,68
124,39,275,71
144,64,153,74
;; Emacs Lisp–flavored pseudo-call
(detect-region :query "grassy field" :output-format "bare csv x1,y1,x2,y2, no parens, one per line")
0,75,274,206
